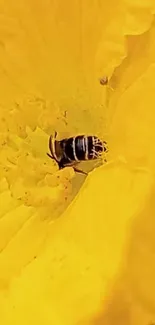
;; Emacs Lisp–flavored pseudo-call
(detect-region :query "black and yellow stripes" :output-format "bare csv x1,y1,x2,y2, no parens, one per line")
48,133,108,173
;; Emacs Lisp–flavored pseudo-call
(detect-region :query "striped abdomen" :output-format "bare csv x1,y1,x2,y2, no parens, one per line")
60,135,106,163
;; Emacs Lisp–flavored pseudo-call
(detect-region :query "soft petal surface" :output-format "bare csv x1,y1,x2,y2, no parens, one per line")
0,1,155,325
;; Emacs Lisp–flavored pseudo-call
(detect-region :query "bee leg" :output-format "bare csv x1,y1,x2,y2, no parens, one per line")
73,166,88,176
58,165,64,170
47,152,54,159
47,152,59,164
54,131,58,138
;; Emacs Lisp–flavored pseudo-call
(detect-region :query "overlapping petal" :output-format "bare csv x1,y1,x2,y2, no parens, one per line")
0,1,155,325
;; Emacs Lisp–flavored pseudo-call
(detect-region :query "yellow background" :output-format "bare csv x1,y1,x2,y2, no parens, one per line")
0,0,155,324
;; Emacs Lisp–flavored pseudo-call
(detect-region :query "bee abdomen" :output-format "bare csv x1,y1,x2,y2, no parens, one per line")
61,137,75,161
60,135,105,162
74,135,86,160
60,136,85,162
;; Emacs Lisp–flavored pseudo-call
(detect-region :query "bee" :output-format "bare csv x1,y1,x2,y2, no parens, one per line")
47,132,108,175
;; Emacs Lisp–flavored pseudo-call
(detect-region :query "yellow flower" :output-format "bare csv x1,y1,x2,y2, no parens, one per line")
0,1,155,324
